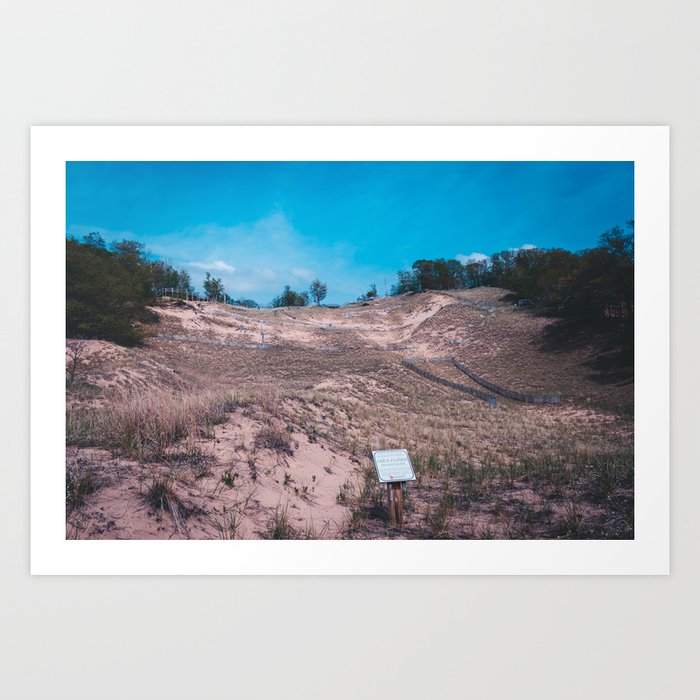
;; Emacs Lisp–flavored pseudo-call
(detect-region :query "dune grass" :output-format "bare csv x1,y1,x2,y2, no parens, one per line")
66,457,98,513
66,387,238,460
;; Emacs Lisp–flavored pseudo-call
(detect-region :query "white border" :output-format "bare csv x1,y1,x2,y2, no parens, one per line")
31,126,669,575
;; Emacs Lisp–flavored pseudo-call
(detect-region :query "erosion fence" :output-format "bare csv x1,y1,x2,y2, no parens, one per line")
155,333,270,350
401,359,497,407
450,358,561,405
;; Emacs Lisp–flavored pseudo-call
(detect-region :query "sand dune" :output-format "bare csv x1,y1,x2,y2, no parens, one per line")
66,288,633,540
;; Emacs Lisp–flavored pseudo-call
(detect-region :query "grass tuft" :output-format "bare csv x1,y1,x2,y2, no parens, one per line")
264,504,295,539
143,476,193,532
66,388,237,460
255,423,294,454
211,507,241,539
66,458,98,512
425,488,454,538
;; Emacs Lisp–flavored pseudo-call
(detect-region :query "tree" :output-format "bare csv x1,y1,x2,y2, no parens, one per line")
271,285,309,307
149,260,194,298
66,336,88,385
66,236,149,346
411,259,436,290
203,272,225,301
390,269,421,295
358,283,378,301
176,269,194,296
309,279,328,305
110,239,146,265
489,249,517,287
464,260,490,288
410,258,467,291
565,224,634,322
231,297,259,308
82,231,106,249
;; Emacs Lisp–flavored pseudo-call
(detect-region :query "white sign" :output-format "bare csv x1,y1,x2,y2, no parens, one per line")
372,449,416,483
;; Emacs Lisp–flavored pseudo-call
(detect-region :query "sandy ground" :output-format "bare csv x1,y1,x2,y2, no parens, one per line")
66,289,634,539
67,412,357,540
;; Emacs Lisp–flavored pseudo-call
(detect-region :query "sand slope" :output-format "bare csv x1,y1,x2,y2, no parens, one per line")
66,289,634,540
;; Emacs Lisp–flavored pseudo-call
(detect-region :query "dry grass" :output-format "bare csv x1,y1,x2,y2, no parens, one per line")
66,288,634,540
340,448,633,540
143,475,194,533
66,456,98,512
254,422,294,454
263,504,296,539
66,387,237,460
210,507,242,539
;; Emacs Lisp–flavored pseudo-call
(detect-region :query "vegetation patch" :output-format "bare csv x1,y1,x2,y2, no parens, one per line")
65,388,237,460
143,476,195,532
66,457,99,513
263,505,296,539
254,423,294,454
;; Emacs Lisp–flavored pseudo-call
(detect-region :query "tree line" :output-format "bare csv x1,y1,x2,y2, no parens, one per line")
66,233,194,346
270,279,328,307
390,223,634,325
66,233,334,344
67,223,633,346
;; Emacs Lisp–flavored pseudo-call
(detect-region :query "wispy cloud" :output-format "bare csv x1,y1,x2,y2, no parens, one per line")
186,259,236,273
69,212,394,304
68,213,546,304
456,244,539,266
456,252,489,265
291,267,314,281
67,161,633,304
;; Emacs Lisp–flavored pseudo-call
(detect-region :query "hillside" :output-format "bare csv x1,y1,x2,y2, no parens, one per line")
66,288,634,540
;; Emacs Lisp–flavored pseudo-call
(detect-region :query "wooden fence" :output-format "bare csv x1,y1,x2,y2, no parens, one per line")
155,333,270,350
401,359,497,407
450,358,561,405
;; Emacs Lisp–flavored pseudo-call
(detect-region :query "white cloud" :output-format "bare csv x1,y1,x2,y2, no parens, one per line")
186,259,236,273
456,245,539,267
456,252,489,265
291,266,314,281
226,279,257,293
70,212,395,305
257,268,277,280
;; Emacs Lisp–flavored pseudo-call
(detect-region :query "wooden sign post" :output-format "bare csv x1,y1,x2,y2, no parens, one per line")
371,449,416,527
386,481,404,525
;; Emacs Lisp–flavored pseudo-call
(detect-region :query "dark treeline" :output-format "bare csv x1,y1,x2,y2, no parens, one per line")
271,285,309,307
67,233,266,345
67,233,194,346
392,223,634,326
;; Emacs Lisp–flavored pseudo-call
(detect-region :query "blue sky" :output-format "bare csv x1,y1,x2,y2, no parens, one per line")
66,161,633,305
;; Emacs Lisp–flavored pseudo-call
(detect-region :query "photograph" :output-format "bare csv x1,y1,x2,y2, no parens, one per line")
8,2,693,697
63,158,635,541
